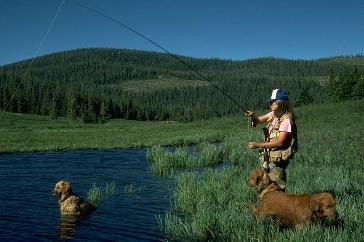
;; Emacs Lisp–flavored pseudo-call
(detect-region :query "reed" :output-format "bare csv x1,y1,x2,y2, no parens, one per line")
123,184,144,194
157,212,193,241
87,183,104,206
159,100,364,241
104,181,117,196
147,143,227,176
222,134,257,166
146,146,190,176
195,142,224,167
86,181,117,206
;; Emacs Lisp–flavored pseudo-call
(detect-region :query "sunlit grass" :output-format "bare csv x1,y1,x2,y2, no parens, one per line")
195,142,224,167
1,98,363,241
0,111,238,153
156,100,364,241
86,184,104,207
147,143,226,176
86,181,117,206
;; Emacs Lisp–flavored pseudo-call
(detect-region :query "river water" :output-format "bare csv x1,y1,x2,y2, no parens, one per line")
0,149,172,241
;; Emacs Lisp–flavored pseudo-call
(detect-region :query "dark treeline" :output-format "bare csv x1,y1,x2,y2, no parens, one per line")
0,48,363,123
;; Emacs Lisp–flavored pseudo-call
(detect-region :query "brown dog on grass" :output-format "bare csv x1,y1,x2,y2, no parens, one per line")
52,180,96,216
247,169,337,228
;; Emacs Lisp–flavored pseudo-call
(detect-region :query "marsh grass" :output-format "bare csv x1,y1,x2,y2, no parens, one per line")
123,184,144,194
157,100,364,241
104,181,117,196
87,184,104,206
147,143,226,176
157,212,193,240
1,98,362,241
86,181,117,206
222,134,258,166
146,146,190,176
195,142,224,167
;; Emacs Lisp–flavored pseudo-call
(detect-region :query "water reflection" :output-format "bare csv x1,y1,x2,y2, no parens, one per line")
0,149,171,241
57,215,80,240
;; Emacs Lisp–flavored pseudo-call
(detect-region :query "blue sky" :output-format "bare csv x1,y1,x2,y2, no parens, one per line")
1,0,364,65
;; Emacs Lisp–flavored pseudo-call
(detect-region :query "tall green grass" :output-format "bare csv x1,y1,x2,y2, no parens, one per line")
1,97,362,241
146,143,224,176
157,100,364,241
195,142,224,167
86,181,117,206
146,146,190,176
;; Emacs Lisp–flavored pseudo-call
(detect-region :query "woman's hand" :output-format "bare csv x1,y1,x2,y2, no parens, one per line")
249,132,291,150
245,111,257,127
248,142,260,149
244,111,254,117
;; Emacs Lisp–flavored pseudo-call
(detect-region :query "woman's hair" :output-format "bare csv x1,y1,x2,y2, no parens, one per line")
274,100,295,119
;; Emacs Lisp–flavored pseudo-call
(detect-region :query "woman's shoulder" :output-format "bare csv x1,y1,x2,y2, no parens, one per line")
280,113,295,121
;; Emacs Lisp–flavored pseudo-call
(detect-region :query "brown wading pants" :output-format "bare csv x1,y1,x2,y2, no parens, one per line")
261,159,289,190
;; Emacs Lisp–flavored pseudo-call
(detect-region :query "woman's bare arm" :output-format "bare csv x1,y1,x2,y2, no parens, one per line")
248,131,291,149
245,111,272,125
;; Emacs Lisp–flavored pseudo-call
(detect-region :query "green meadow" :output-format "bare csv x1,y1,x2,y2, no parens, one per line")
0,111,243,153
110,76,209,92
1,100,363,241
148,100,363,241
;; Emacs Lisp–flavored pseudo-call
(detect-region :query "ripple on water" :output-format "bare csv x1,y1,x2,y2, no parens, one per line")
0,149,172,241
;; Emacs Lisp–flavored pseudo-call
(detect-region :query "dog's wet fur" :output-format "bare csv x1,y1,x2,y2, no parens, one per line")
52,180,96,216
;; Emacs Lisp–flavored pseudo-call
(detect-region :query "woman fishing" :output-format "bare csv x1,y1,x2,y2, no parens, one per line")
245,88,297,190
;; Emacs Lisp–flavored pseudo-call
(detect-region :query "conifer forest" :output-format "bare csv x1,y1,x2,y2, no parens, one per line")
1,48,363,123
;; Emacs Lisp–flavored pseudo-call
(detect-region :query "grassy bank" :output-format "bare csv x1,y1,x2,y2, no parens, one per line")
0,111,248,153
1,100,363,240
148,100,363,241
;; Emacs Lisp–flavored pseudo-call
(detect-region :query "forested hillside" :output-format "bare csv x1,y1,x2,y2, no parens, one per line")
0,48,363,122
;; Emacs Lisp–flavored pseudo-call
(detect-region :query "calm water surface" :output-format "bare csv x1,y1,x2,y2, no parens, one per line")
0,149,173,241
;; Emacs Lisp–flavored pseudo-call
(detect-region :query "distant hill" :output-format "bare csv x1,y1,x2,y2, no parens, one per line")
2,48,364,84
0,48,363,122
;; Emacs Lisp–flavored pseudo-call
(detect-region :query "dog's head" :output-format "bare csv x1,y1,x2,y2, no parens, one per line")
247,169,272,192
53,180,72,197
310,192,337,218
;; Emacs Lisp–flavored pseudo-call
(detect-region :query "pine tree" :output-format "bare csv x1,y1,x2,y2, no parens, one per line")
67,96,77,120
296,86,314,106
353,75,364,98
50,97,59,119
107,99,115,118
328,71,339,102
100,99,109,123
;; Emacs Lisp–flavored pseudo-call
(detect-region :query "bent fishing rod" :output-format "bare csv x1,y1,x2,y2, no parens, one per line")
67,0,250,114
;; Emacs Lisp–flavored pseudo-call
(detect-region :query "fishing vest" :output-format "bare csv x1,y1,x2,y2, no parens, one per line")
267,113,298,162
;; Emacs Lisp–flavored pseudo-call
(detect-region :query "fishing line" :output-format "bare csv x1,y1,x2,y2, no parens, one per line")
0,0,66,116
67,0,249,114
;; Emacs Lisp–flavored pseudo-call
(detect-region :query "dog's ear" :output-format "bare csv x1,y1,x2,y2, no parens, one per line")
247,169,261,187
310,194,323,215
61,181,71,194
256,170,270,192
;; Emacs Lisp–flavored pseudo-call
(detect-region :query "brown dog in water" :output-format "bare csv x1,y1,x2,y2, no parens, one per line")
52,180,96,216
247,169,337,228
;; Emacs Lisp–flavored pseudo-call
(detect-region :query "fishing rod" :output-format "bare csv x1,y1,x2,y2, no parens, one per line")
67,0,249,114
